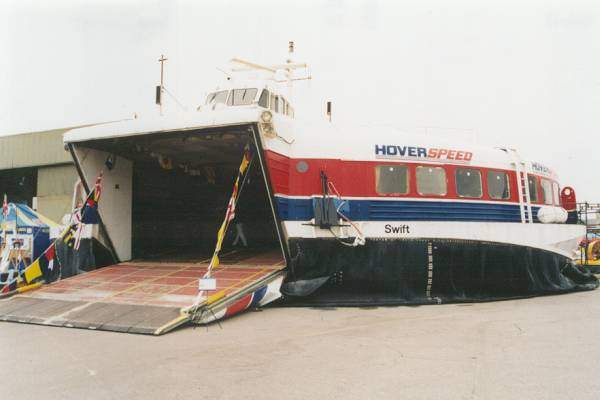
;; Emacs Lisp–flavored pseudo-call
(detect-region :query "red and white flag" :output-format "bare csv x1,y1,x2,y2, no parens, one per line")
225,197,236,223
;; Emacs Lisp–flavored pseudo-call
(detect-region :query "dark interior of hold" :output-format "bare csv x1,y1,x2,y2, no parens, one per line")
79,127,280,260
0,167,37,207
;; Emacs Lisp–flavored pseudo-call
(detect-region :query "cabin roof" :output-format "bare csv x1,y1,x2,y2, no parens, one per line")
64,112,558,180
64,108,264,143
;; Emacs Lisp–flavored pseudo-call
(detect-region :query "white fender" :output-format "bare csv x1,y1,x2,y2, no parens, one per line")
537,206,568,224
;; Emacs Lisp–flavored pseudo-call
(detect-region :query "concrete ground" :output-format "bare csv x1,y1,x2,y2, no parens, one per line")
2,290,600,400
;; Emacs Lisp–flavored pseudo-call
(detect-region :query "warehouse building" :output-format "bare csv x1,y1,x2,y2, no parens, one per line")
0,126,88,222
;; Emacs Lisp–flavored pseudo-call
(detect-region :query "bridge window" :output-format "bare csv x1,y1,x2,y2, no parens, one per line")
541,178,553,205
455,168,482,198
258,90,269,108
376,165,409,195
206,90,228,105
487,171,510,200
270,94,280,113
416,166,447,196
528,176,539,203
229,88,258,106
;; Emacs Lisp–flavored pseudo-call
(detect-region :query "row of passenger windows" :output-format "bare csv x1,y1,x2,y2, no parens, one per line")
375,165,559,205
531,175,560,205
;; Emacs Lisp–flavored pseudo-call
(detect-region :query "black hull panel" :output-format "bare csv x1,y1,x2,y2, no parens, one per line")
281,238,598,306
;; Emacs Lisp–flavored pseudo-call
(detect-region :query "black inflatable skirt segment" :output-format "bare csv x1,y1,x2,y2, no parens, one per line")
281,238,598,306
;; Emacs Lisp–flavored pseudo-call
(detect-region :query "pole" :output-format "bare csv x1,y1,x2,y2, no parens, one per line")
67,144,119,264
158,54,168,115
287,41,294,85
1,197,6,264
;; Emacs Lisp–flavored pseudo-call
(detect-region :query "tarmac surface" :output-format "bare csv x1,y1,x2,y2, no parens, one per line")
2,290,600,400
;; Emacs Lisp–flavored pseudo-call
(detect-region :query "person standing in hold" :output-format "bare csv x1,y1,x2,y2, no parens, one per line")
231,167,251,248
232,222,248,247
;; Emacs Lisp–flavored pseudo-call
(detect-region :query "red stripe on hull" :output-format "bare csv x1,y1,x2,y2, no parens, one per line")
224,293,253,318
264,150,560,206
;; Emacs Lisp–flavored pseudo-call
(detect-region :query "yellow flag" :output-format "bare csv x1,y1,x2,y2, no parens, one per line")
215,223,226,251
24,259,43,283
239,158,249,173
203,144,251,280
210,255,220,269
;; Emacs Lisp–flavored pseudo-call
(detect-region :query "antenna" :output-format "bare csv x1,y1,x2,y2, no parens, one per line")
156,54,168,115
154,54,187,113
228,40,310,84
216,67,232,81
287,41,295,86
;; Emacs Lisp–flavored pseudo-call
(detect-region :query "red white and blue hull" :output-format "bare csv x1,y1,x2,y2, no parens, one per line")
255,122,596,303
62,109,597,314
193,274,284,324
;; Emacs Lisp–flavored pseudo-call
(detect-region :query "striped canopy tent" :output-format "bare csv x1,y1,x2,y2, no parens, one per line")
0,203,59,261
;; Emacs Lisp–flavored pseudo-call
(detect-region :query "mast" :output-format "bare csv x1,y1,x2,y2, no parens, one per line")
286,41,294,101
157,54,168,116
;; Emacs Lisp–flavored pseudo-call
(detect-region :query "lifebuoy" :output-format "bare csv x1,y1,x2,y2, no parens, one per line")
588,239,600,262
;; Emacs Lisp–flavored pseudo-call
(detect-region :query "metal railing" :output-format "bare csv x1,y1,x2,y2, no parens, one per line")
576,203,600,267
577,202,600,235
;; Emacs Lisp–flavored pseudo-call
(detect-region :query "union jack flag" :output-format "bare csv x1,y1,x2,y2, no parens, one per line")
81,173,103,225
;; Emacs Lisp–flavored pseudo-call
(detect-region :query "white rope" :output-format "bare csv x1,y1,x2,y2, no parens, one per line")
327,181,365,247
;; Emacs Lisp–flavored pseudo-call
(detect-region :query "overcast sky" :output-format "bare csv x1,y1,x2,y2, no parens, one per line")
1,0,599,200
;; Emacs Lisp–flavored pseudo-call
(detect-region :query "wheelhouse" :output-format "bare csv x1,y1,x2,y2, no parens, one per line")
204,87,295,117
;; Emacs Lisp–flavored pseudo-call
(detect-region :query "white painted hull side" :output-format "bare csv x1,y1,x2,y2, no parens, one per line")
282,221,585,259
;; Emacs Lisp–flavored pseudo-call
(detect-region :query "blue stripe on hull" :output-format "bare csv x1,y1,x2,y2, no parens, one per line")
275,197,539,223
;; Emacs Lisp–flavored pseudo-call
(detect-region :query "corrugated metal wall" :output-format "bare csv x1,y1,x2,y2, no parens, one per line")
36,164,78,222
0,128,72,170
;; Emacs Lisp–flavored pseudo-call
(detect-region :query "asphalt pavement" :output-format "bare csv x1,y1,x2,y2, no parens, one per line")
2,290,600,399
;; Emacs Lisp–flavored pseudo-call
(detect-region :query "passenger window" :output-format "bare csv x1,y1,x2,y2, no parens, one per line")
376,165,409,195
258,90,269,108
528,176,539,202
416,166,447,196
552,182,560,205
455,168,482,198
541,179,553,205
487,171,510,200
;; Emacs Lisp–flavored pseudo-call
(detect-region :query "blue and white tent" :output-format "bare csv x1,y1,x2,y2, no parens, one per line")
0,203,59,263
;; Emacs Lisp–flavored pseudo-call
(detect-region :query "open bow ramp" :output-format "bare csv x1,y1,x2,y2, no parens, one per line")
0,121,289,334
0,249,285,335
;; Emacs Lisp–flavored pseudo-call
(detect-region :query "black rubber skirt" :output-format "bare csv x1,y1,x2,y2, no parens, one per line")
281,238,598,306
